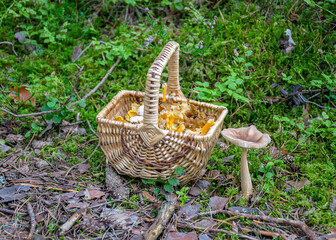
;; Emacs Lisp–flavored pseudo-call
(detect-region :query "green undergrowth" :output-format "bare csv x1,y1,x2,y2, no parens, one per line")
0,0,335,235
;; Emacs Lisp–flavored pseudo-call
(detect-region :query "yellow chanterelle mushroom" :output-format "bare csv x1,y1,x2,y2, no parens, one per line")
114,116,127,123
125,110,137,121
162,83,167,102
200,119,215,135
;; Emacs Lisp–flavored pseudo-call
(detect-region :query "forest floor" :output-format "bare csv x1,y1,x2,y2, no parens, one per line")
0,0,335,239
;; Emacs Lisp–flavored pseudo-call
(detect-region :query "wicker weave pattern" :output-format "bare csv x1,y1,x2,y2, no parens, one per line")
97,41,228,183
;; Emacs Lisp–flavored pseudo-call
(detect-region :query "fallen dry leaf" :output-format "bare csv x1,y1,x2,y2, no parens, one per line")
199,235,212,240
72,46,82,61
5,134,24,144
9,86,36,106
0,184,30,203
286,178,311,191
331,227,336,234
77,163,91,174
195,219,218,228
188,186,201,196
226,174,234,180
66,202,89,209
178,202,201,218
208,196,229,211
142,190,155,202
270,146,288,157
167,231,198,240
84,189,105,200
100,208,139,228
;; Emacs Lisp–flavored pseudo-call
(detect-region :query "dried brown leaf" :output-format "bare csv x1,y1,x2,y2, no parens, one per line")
286,178,311,191
226,174,234,180
195,219,218,228
208,196,229,211
9,86,36,106
84,189,105,200
178,203,201,218
78,163,91,174
167,231,198,240
330,227,336,234
142,191,155,202
72,46,82,61
66,202,89,209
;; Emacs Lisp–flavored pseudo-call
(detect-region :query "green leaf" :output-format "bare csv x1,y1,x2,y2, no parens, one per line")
164,184,174,193
142,179,155,184
175,3,183,10
266,162,274,168
153,187,160,195
168,178,179,186
304,0,316,6
78,100,86,108
41,104,50,112
245,50,253,56
125,0,136,6
174,167,185,175
0,139,5,145
53,115,62,124
25,131,31,138
265,172,273,179
31,123,38,130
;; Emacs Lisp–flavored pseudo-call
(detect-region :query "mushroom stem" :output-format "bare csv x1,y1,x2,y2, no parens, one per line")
241,148,253,198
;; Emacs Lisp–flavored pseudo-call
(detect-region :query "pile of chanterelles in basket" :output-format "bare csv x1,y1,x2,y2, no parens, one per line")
114,83,216,135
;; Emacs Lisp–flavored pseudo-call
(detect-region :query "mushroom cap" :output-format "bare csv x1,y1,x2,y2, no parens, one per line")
221,125,271,149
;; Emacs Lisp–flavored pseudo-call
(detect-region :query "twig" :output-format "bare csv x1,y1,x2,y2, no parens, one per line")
39,120,53,137
8,163,28,177
69,57,122,107
186,210,318,240
0,57,122,118
65,143,100,176
0,208,27,215
73,41,93,61
73,41,113,62
64,64,84,105
27,202,36,240
60,120,86,127
302,35,319,56
144,194,177,240
59,211,83,235
0,107,61,118
306,100,336,111
87,120,99,137
177,222,258,240
0,41,18,56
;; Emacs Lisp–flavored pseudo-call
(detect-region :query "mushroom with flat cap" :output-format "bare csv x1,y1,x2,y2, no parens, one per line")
221,125,271,198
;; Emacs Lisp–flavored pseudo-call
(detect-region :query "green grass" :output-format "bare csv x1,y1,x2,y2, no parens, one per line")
0,0,335,236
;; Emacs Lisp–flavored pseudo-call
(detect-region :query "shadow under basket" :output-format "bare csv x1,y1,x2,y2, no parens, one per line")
96,41,228,184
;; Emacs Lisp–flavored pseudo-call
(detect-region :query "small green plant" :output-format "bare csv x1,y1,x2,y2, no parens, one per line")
25,122,42,137
258,156,284,191
195,52,252,105
47,220,57,234
141,167,185,194
176,186,190,206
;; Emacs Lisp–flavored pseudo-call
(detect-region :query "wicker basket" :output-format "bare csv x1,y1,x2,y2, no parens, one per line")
96,41,228,184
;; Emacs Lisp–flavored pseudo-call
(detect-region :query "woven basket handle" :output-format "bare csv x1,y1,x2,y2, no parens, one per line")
143,41,184,126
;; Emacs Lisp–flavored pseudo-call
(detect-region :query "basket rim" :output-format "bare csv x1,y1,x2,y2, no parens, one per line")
96,90,228,140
